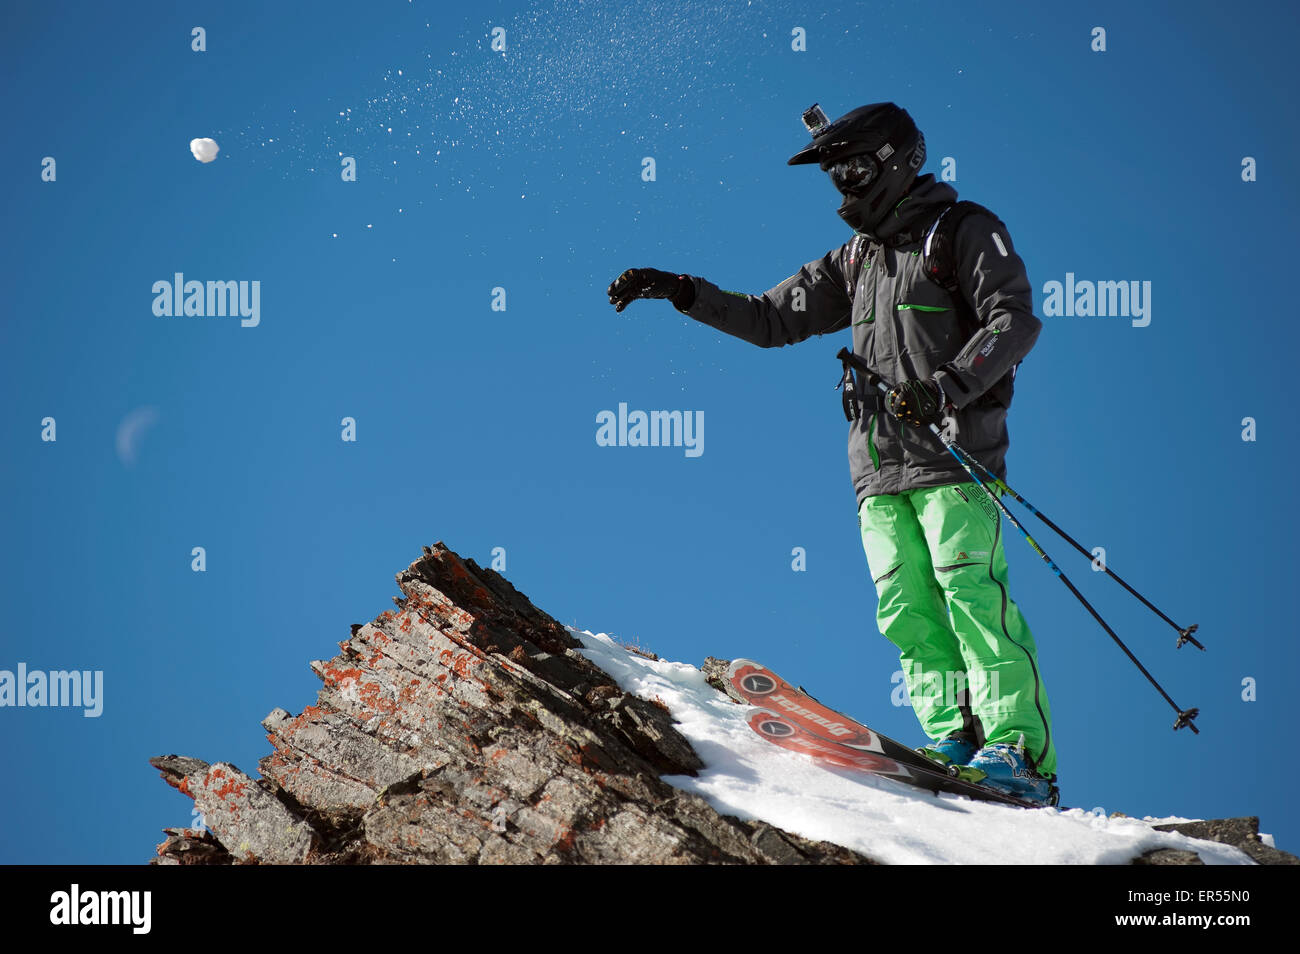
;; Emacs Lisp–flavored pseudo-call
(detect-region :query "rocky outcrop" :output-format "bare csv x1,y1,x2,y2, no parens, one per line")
150,542,1293,866
150,543,873,865
1139,817,1298,865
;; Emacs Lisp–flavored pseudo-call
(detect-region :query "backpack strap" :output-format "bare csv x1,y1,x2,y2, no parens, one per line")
920,200,1000,292
843,232,874,299
920,200,1018,409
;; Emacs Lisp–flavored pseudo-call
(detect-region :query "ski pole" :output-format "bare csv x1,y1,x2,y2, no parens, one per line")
838,350,1200,734
936,437,1200,732
949,446,1203,651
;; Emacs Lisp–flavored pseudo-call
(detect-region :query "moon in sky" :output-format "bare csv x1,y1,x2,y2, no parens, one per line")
115,406,160,466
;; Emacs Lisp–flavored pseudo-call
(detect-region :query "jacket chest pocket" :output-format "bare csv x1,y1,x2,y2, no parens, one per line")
891,265,963,360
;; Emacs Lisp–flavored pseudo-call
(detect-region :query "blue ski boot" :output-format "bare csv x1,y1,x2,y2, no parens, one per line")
957,739,1059,806
915,734,978,770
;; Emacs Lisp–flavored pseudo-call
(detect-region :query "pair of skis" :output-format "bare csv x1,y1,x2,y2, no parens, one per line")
726,659,1053,809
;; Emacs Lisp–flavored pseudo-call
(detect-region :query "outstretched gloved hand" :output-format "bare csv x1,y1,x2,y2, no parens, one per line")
607,268,693,312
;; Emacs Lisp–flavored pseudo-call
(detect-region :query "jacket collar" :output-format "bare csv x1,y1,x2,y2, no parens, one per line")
861,174,959,247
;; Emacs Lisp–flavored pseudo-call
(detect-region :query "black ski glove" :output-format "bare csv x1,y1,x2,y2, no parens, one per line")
608,268,694,312
885,379,946,428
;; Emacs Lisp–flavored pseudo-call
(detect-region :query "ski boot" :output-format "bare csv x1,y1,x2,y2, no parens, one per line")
915,733,978,770
950,740,1059,807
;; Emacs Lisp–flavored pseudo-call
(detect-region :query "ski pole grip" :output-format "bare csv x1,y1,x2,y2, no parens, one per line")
835,348,891,392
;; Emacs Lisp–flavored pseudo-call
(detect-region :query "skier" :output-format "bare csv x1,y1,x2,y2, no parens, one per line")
607,102,1058,805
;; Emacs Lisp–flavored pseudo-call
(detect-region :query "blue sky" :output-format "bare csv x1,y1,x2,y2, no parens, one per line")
2,0,1297,863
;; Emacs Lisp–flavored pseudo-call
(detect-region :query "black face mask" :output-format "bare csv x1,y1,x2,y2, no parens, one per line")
824,154,883,234
827,141,924,237
836,194,878,235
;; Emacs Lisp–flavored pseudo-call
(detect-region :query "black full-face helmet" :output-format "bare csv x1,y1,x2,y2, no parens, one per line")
788,102,926,235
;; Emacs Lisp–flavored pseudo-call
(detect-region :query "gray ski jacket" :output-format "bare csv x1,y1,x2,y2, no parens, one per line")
676,174,1042,503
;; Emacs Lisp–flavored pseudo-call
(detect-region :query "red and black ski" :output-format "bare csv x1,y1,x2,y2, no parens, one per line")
729,659,1042,808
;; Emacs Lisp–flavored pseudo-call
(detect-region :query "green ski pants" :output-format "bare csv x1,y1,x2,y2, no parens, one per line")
857,481,1057,777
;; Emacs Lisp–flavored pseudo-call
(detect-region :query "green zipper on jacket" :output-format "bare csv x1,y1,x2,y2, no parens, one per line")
867,413,880,469
896,303,950,312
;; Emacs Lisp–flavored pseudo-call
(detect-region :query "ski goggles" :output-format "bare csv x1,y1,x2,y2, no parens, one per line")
827,154,879,194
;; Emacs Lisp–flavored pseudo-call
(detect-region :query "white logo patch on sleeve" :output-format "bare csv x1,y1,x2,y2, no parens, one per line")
991,232,1009,257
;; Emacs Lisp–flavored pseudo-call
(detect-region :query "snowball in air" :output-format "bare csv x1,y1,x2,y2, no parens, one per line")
190,138,220,163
